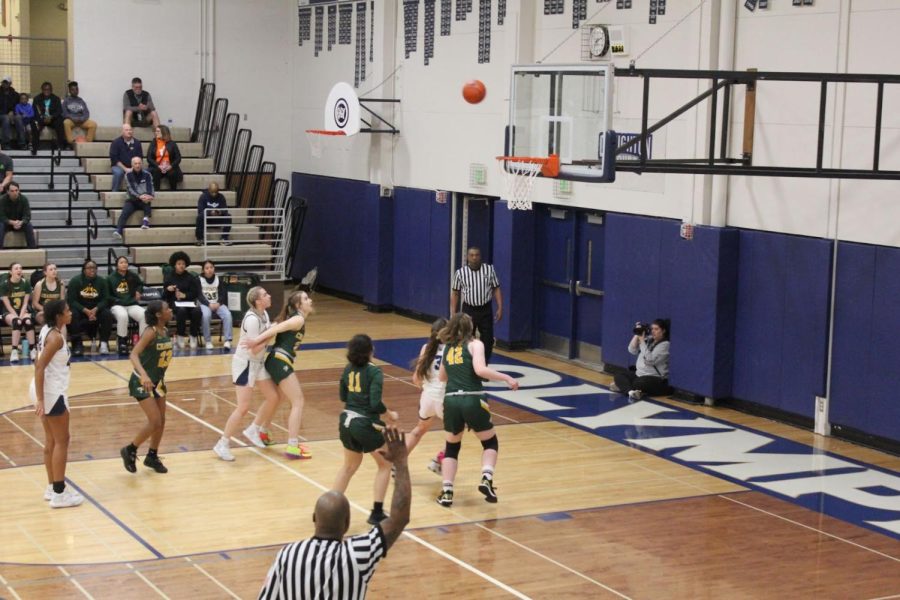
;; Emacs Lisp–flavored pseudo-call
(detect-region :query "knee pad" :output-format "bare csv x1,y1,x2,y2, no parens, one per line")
480,435,499,452
10,317,20,331
21,317,33,331
444,441,462,460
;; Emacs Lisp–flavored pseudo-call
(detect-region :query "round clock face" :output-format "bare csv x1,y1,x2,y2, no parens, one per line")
590,26,609,57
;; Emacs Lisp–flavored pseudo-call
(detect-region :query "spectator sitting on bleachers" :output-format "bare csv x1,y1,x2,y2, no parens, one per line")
123,77,160,128
66,258,112,357
0,182,35,249
164,251,202,350
61,81,97,144
198,260,232,350
15,93,36,154
147,125,182,191
0,76,20,150
33,81,66,151
108,255,146,357
1,262,36,362
195,182,232,246
109,124,143,192
32,262,65,326
113,156,154,240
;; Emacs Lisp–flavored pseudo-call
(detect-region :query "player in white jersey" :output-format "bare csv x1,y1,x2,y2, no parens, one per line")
29,299,83,509
406,318,449,474
213,286,281,461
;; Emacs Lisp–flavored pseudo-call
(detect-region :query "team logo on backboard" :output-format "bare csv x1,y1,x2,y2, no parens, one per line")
334,99,349,128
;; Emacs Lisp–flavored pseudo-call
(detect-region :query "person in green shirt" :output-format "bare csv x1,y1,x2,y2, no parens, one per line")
66,258,112,356
1,261,35,361
332,334,400,526
241,290,315,460
120,300,173,475
108,255,145,356
32,262,65,326
0,182,35,249
436,312,518,508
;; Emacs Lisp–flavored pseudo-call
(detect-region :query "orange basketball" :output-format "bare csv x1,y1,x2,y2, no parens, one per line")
462,79,486,104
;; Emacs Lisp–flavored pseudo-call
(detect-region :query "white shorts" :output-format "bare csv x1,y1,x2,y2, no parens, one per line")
29,379,69,416
231,356,270,387
418,384,445,421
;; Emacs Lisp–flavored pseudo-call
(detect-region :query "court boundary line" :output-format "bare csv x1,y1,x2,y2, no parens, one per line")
0,572,23,600
184,556,241,600
125,563,171,599
92,361,531,600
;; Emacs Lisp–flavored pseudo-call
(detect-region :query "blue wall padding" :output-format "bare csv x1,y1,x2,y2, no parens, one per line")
291,173,377,297
493,203,535,345
361,187,393,308
601,213,675,368
731,230,832,418
391,187,451,317
666,224,739,399
830,243,900,442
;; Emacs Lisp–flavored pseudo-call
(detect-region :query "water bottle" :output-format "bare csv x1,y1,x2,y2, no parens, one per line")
22,338,29,359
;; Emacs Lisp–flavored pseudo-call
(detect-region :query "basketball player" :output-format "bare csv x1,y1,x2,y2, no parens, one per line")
213,286,281,461
436,312,518,507
406,318,449,474
32,263,65,327
1,262,36,361
332,334,399,525
120,300,174,474
31,299,83,508
241,290,314,460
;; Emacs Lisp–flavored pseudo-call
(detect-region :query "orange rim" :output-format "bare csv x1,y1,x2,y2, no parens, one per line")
305,129,347,136
496,154,560,177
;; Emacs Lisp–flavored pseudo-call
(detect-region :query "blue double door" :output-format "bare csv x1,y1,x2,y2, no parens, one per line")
534,207,606,366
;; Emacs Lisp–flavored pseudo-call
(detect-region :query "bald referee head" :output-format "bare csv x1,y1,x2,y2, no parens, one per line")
314,491,351,539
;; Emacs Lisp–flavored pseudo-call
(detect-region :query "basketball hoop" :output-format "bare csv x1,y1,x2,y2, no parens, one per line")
495,154,560,210
305,129,347,159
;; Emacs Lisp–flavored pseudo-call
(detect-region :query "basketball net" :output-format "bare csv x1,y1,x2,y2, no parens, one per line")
496,155,560,210
305,129,348,159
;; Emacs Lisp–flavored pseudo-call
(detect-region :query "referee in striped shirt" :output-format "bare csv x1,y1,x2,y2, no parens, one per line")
451,246,503,363
258,428,411,600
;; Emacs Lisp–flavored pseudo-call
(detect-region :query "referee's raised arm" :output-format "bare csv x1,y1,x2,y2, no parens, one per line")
378,427,411,549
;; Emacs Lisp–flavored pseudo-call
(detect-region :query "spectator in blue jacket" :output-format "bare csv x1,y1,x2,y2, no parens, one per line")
112,156,154,240
195,182,232,246
108,124,143,192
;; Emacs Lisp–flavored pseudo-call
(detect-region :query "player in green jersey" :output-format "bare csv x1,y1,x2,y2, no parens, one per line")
436,312,518,508
1,262,36,362
332,334,400,525
120,300,174,474
242,290,315,460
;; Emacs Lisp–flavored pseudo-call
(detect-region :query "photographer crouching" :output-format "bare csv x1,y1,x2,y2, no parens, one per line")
610,319,671,401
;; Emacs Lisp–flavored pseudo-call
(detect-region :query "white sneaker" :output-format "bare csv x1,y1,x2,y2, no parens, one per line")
205,340,214,350
628,390,644,401
9,348,19,362
427,459,442,476
243,425,265,448
44,484,53,501
99,342,109,355
29,348,36,361
50,488,84,509
112,230,123,241
223,340,232,350
177,336,186,349
214,439,235,461
189,336,198,349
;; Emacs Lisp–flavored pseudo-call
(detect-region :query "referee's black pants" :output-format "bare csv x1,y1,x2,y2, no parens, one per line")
462,303,494,364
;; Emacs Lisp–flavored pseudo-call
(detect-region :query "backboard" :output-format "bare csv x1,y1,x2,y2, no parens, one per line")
505,64,615,182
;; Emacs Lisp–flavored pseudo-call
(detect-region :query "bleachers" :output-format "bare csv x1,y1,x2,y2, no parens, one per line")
123,225,258,245
1,230,41,248
75,142,205,158
94,126,191,142
139,264,202,285
81,157,215,174
110,207,248,228
92,173,226,191
130,243,272,266
0,248,46,268
102,190,237,209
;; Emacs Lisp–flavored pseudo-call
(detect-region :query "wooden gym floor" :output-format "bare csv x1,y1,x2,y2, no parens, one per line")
0,295,898,599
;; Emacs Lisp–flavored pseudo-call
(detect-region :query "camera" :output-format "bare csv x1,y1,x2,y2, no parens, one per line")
633,322,651,336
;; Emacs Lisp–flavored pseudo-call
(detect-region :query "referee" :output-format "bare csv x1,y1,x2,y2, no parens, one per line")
450,246,502,363
258,428,410,600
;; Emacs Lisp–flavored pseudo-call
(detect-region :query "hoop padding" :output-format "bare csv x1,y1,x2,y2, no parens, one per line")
496,154,560,210
305,129,348,159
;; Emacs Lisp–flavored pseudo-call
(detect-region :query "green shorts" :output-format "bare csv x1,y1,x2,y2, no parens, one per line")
338,412,385,453
443,394,493,434
265,351,296,385
128,373,167,401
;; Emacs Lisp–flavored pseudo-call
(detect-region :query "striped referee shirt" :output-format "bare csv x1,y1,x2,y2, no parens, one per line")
452,264,500,308
258,526,387,600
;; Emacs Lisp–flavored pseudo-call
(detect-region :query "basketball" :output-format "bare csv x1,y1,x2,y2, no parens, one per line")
462,79,486,104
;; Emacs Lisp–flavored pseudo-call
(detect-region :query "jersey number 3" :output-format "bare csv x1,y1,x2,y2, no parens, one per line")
446,346,463,365
347,371,362,393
